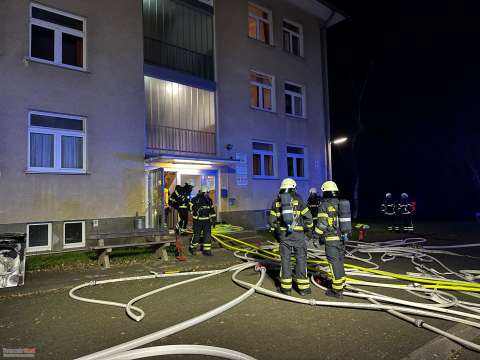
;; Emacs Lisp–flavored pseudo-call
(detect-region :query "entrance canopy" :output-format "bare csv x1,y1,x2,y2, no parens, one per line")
145,154,240,171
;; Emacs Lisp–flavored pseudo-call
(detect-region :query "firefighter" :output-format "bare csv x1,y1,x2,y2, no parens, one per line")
397,193,414,233
307,187,321,225
189,185,216,256
315,181,351,298
380,193,396,231
170,180,194,235
269,178,314,296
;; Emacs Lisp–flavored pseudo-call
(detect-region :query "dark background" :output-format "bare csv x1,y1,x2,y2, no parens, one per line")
326,0,480,219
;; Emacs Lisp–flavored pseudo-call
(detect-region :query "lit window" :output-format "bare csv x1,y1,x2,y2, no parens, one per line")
252,141,276,178
248,3,273,45
285,82,306,118
28,111,86,173
64,221,85,248
283,20,303,57
250,71,275,112
30,3,86,69
26,223,52,252
287,146,306,179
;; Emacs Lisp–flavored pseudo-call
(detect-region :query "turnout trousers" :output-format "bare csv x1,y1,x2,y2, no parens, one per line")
190,219,212,252
176,207,189,233
325,239,346,291
279,234,309,292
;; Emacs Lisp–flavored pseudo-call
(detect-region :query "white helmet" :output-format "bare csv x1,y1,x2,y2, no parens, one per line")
309,187,317,194
280,178,296,190
185,179,195,186
321,181,339,192
200,185,209,193
401,193,409,199
385,193,392,198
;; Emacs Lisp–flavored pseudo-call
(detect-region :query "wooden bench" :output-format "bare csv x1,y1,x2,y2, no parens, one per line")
88,231,172,269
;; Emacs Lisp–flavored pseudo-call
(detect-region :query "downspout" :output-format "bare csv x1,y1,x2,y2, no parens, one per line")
320,10,335,180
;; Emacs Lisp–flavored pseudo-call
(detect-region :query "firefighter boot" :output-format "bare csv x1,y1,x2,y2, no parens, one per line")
325,289,343,298
298,288,312,296
188,246,197,256
279,287,291,296
203,250,213,256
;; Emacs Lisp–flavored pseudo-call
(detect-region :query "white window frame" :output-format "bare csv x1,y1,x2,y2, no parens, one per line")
248,2,274,45
287,145,307,179
282,19,304,57
252,141,277,179
26,223,52,252
284,81,306,118
250,70,276,112
29,2,87,70
63,221,86,249
27,110,87,174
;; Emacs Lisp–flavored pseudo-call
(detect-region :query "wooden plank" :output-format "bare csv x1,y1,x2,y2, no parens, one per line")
90,241,170,251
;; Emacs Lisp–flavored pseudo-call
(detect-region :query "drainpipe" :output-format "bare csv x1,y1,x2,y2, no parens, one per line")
320,10,336,180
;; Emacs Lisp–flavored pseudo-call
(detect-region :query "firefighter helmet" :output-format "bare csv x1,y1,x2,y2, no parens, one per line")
321,181,339,193
200,185,209,193
280,178,297,190
185,179,195,186
386,193,392,198
309,187,317,194
401,193,409,199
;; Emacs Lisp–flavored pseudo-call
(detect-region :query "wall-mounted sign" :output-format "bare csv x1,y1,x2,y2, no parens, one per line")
235,153,248,186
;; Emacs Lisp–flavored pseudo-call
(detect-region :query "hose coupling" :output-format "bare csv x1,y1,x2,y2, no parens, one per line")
308,298,316,306
414,319,424,328
88,280,97,286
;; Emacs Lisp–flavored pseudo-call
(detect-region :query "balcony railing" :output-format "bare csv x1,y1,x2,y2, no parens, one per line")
147,125,216,155
144,37,214,81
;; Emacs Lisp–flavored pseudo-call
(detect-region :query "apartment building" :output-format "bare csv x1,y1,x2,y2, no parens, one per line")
0,0,344,253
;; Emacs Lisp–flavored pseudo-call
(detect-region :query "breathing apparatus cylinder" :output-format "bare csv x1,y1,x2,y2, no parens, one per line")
279,192,294,234
338,199,352,234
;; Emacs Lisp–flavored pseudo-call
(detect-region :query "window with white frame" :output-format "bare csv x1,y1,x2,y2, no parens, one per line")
27,223,52,252
283,20,303,57
287,145,306,178
285,82,306,118
250,71,275,112
30,3,86,69
252,141,276,178
248,3,273,45
64,221,85,248
28,111,86,173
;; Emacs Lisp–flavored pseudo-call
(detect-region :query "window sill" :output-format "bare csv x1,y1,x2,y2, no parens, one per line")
247,36,275,48
282,50,305,60
286,113,307,120
250,106,277,114
252,176,279,180
25,170,90,175
25,57,90,74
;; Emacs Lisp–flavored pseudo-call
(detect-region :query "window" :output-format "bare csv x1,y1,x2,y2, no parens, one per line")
283,20,303,57
284,82,306,118
64,221,85,248
26,223,52,252
248,3,273,45
250,71,275,112
287,146,306,179
252,141,276,178
30,3,86,70
28,111,86,173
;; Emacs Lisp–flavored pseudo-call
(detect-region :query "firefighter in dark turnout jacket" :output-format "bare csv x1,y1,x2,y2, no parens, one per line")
189,186,216,256
315,181,352,298
380,193,396,231
307,187,321,228
269,178,314,296
170,181,194,235
397,193,414,232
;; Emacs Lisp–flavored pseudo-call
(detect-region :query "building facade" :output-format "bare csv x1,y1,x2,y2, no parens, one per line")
0,0,344,253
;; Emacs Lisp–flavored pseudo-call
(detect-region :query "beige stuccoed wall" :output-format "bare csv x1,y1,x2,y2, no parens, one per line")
215,0,329,215
0,0,146,224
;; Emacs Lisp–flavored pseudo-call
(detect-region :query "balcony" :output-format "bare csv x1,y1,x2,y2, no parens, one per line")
146,125,216,155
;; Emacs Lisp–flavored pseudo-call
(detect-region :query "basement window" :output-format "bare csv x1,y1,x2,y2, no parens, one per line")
26,223,52,252
30,3,86,70
63,221,85,248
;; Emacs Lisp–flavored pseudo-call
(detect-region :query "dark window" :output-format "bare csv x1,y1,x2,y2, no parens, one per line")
253,153,261,176
65,222,83,245
31,25,54,61
285,94,292,115
287,146,304,154
62,33,83,67
253,142,273,151
296,158,304,177
287,157,294,177
32,6,83,31
28,224,49,247
31,114,84,131
264,155,273,176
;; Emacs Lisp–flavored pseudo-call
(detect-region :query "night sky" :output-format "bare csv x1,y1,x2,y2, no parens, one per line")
326,0,480,219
